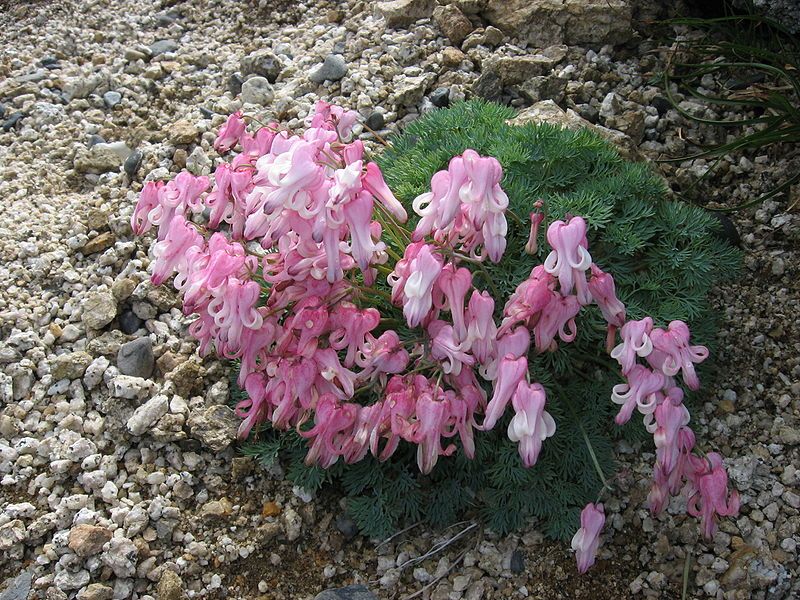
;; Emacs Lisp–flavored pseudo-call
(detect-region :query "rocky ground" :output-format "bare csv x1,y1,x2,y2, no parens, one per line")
0,0,798,599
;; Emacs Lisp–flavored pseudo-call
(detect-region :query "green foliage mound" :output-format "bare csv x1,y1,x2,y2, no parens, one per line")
239,100,738,540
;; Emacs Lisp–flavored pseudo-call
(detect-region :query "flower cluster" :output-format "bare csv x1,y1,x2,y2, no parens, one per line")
130,103,738,573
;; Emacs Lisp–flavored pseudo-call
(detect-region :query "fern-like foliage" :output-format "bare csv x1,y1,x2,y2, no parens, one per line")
238,100,738,540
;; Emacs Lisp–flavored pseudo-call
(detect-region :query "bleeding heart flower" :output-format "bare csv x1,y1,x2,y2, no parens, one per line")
571,503,605,573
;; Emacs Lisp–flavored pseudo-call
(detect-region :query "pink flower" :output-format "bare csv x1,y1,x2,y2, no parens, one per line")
611,365,665,425
687,453,740,539
588,264,625,328
329,303,380,367
482,355,528,431
214,111,246,153
525,207,545,255
172,171,211,213
436,264,473,340
356,330,410,379
362,162,407,223
648,321,709,390
131,180,164,235
398,244,443,327
610,317,654,375
341,403,384,463
428,320,474,376
410,392,456,474
207,278,264,358
571,503,605,573
242,125,277,156
150,216,203,286
543,216,592,303
507,381,555,467
499,265,555,338
301,394,359,468
465,290,498,364
533,293,580,353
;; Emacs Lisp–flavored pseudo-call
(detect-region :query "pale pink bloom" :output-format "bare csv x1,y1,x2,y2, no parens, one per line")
236,372,269,438
301,394,359,468
356,330,410,379
172,170,211,213
214,111,246,153
372,376,417,460
313,347,357,399
571,503,605,574
482,355,528,431
507,381,555,467
650,388,690,474
207,278,264,358
480,327,531,381
499,265,556,338
647,320,709,390
543,216,592,303
131,180,164,235
412,169,451,241
410,392,456,474
400,244,443,327
533,293,580,353
241,125,278,156
341,403,384,463
610,317,654,374
150,216,203,286
465,290,498,364
611,365,665,425
285,296,330,358
328,303,380,367
588,264,625,327
428,320,475,376
362,161,408,222
436,264,472,340
687,453,740,539
343,192,386,277
310,100,360,140
482,210,508,263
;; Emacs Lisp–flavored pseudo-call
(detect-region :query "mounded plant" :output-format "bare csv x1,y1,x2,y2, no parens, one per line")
131,100,739,571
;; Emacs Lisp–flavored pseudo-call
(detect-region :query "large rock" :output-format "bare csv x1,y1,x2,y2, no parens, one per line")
82,291,117,330
508,100,642,161
117,338,154,379
240,49,284,83
0,571,31,600
188,405,239,452
127,394,169,436
315,585,378,600
375,0,435,28
50,351,93,381
67,524,112,558
433,4,474,46
483,0,632,46
156,570,183,600
241,76,274,105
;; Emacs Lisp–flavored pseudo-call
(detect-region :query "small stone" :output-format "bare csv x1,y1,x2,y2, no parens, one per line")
314,584,378,600
82,291,117,330
472,70,503,102
102,91,122,108
518,74,567,104
442,47,465,68
127,394,169,436
157,571,183,600
188,405,239,452
50,351,93,380
117,338,154,378
171,120,199,145
240,49,284,83
510,549,525,573
201,497,233,519
394,75,430,106
494,55,556,85
483,26,505,46
124,150,143,178
74,145,124,174
68,524,112,558
433,4,473,45
365,112,385,130
2,112,24,132
150,39,178,56
76,583,113,600
82,231,115,255
430,87,450,108
262,501,281,518
166,360,203,396
111,278,136,302
0,571,31,600
335,515,358,541
228,73,243,96
101,537,138,578
241,76,274,105
652,95,671,115
310,54,348,83
375,0,435,28
173,148,187,169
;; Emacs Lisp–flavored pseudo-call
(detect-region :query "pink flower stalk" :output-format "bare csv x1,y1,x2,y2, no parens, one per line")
611,364,665,425
543,216,592,303
507,381,555,467
647,320,709,390
150,216,203,286
214,111,246,153
687,453,740,539
571,503,605,573
650,387,690,474
482,355,528,431
610,317,654,375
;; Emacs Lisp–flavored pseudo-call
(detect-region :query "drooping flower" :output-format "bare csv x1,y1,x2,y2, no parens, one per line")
428,320,474,376
507,381,555,467
436,264,473,340
571,503,605,573
150,216,203,286
525,205,545,255
687,453,740,539
647,320,709,390
543,216,592,303
465,290,498,364
131,180,164,235
482,355,528,431
362,161,408,222
610,364,665,425
411,392,456,474
214,111,246,153
588,264,625,328
610,317,654,375
396,244,443,327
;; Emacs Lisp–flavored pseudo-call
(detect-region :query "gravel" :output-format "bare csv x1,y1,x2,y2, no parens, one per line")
0,0,797,599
